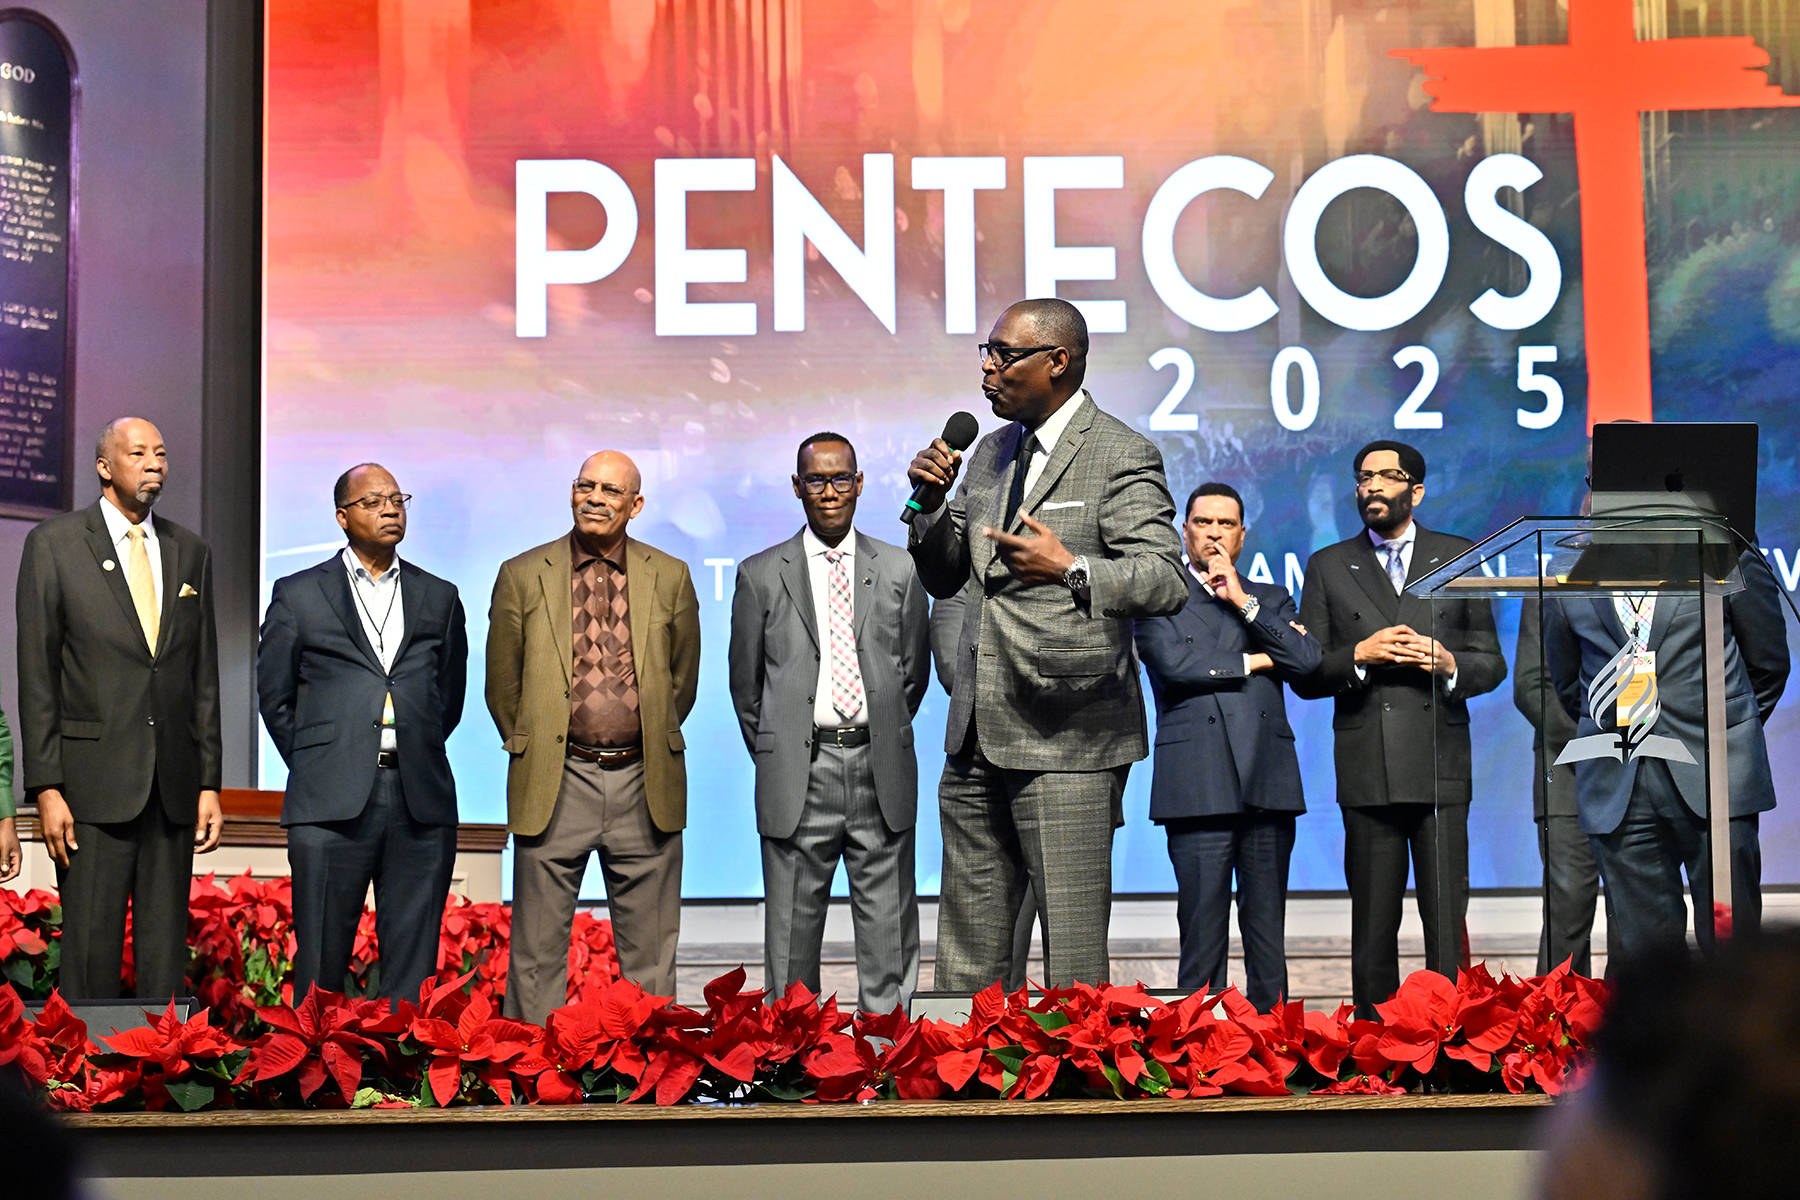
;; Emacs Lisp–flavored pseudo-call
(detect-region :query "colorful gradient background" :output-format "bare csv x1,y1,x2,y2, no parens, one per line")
265,0,1800,896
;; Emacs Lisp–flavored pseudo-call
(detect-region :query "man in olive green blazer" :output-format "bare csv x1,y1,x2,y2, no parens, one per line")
486,450,700,1023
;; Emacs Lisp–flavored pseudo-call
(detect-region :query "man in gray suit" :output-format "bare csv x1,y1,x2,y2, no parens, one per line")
906,297,1188,989
730,432,931,1015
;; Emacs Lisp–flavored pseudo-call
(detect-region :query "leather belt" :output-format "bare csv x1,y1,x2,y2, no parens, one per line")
813,725,870,748
376,750,399,769
567,740,643,767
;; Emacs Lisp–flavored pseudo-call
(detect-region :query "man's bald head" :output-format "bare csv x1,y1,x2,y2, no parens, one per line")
95,417,162,464
1006,298,1089,362
570,449,646,552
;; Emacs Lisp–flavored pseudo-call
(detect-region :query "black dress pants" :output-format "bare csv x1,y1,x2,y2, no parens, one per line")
1343,802,1469,1017
288,767,456,1002
57,790,194,1000
1165,811,1296,1011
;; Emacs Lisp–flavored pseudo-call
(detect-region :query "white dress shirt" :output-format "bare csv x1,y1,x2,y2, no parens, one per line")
803,526,866,728
343,547,404,751
100,496,162,609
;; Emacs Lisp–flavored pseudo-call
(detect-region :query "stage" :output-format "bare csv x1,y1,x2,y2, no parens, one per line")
68,1094,1549,1200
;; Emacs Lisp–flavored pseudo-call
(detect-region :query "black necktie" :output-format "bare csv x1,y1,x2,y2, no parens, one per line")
1004,432,1038,528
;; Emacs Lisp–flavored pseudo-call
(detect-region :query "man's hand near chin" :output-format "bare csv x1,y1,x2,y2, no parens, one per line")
1201,545,1248,609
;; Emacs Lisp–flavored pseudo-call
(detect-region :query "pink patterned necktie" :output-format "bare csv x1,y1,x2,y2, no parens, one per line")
825,549,865,720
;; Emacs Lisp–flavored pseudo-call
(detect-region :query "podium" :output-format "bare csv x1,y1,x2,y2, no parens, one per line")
1412,514,1752,947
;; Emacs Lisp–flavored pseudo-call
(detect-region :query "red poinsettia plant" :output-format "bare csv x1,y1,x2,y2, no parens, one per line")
1,878,1609,1111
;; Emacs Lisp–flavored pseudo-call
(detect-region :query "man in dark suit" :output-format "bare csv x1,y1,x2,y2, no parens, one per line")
1291,440,1505,1016
729,432,930,1015
257,463,468,1002
1136,482,1320,1011
16,418,223,999
1514,600,1604,975
906,297,1188,989
1544,553,1787,959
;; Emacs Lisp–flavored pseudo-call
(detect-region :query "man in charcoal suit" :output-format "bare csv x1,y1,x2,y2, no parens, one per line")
1514,599,1605,976
1544,551,1787,959
16,418,223,999
906,297,1188,989
1135,482,1320,1011
258,463,468,1002
730,431,930,1015
1291,441,1506,1016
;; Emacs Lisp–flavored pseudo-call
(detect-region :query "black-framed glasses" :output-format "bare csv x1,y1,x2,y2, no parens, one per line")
572,479,636,499
799,473,858,495
343,492,412,512
978,343,1058,369
1353,469,1414,487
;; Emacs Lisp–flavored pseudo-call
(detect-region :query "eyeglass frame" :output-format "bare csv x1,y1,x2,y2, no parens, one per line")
1353,468,1416,488
978,342,1060,370
797,472,860,495
340,492,413,512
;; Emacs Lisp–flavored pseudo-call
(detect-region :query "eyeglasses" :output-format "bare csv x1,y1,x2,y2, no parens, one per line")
1353,469,1414,487
978,343,1058,370
799,473,858,495
343,493,412,512
572,480,636,499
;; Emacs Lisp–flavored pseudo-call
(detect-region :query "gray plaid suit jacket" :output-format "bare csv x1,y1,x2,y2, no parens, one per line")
910,391,1188,770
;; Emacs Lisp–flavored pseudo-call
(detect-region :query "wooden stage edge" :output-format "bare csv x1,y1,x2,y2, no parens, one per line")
66,1094,1553,1178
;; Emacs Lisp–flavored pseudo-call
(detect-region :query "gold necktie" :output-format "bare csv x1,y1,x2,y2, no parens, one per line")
126,525,160,654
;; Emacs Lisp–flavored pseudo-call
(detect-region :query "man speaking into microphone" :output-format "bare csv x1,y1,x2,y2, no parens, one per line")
906,297,1187,990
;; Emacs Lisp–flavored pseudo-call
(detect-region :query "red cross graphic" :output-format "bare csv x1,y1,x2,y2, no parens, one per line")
1393,0,1800,427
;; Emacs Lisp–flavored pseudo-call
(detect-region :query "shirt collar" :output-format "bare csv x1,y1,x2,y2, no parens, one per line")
1023,388,1086,456
571,531,628,572
100,495,154,544
1368,521,1417,551
342,545,401,583
803,525,856,559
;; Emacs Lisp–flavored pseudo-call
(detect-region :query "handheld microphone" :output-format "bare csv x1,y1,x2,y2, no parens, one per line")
900,411,981,523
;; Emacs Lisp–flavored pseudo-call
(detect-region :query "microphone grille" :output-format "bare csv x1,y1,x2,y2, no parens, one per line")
942,411,980,452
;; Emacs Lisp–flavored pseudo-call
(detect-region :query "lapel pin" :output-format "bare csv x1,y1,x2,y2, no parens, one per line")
103,560,115,571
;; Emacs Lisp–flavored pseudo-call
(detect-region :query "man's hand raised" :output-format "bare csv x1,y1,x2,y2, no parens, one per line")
905,438,964,515
982,513,1076,585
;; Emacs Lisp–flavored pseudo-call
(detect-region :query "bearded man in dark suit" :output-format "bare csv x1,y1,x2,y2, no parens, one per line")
16,418,223,999
1291,441,1506,1016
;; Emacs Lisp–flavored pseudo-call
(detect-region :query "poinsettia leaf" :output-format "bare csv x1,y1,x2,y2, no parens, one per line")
165,1080,215,1112
252,1034,309,1082
1025,1010,1072,1032
1100,1062,1126,1100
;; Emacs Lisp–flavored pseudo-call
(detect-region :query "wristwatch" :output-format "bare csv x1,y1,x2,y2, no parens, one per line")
1238,595,1261,623
1062,554,1090,593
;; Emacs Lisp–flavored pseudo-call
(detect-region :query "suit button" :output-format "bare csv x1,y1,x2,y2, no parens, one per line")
1423,704,1432,712
1207,716,1216,723
806,696,814,704
555,734,564,743
564,690,570,699
147,718,155,726
1185,636,1193,644
1383,703,1391,712
1208,670,1217,676
1259,711,1267,718
1352,613,1362,622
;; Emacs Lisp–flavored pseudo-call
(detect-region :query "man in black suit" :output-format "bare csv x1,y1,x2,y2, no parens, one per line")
1136,482,1320,1011
258,463,468,1002
1292,441,1505,1016
16,418,223,999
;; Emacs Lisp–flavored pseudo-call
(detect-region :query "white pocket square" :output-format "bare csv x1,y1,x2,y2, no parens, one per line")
1041,500,1085,510
179,583,198,598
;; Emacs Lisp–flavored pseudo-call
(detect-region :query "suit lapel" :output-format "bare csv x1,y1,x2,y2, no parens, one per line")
852,532,878,642
779,533,819,651
316,555,384,673
389,560,427,666
1590,596,1628,647
624,537,652,670
537,536,574,684
1013,392,1094,532
1399,527,1450,626
83,504,151,660
155,527,180,660
1646,591,1682,652
1346,531,1402,622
